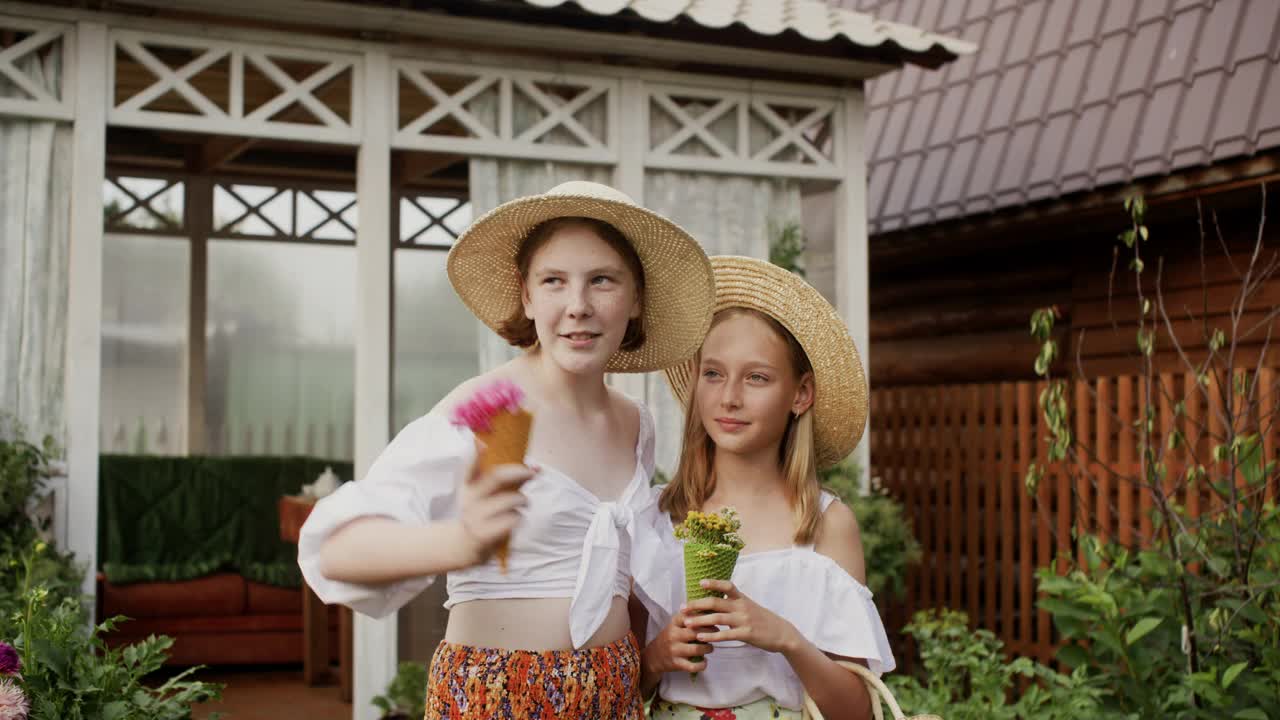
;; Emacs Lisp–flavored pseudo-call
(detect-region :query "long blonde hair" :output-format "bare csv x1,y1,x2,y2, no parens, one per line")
659,308,823,543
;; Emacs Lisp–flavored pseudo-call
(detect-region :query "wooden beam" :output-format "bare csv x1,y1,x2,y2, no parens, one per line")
191,135,259,174
872,327,1069,386
185,176,211,454
871,152,1280,271
391,152,461,188
872,265,1072,310
870,294,1066,342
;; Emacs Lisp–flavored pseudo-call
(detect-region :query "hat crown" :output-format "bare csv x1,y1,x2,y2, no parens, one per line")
545,181,636,206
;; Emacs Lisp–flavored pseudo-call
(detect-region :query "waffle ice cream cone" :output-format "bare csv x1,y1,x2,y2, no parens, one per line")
449,379,532,573
473,409,533,571
684,541,740,669
674,508,745,673
683,542,740,601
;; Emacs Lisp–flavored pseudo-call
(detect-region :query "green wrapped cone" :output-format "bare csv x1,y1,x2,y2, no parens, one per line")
684,542,740,600
684,541,740,673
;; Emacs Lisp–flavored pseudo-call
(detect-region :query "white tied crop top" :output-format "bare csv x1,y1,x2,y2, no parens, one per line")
632,490,896,711
297,397,657,649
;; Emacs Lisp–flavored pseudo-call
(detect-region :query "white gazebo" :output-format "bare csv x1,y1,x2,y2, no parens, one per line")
0,1,970,716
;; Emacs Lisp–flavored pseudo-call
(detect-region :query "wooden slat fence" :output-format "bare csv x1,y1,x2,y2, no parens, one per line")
870,370,1280,666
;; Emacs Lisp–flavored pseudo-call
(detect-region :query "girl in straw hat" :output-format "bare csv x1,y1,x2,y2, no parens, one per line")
296,181,714,719
631,256,894,720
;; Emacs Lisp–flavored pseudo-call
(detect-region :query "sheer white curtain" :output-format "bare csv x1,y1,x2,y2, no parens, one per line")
643,171,801,474
0,50,72,443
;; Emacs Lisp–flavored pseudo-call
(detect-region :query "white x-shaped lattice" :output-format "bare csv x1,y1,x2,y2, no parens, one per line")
105,177,184,230
215,185,290,236
115,39,230,117
399,69,500,139
650,93,738,158
0,27,64,105
750,101,834,166
244,52,350,128
512,80,608,149
401,196,468,246
296,190,356,239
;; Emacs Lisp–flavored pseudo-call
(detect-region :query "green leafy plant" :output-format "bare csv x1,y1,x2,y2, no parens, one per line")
887,609,1104,720
769,220,807,278
821,458,921,599
1038,522,1280,719
1,417,222,719
1026,194,1280,718
0,422,81,620
372,661,428,720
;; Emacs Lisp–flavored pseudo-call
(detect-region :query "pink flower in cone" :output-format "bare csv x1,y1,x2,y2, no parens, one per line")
0,678,28,720
449,379,525,433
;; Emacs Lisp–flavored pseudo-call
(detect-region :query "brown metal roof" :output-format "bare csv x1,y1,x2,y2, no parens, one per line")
838,0,1280,236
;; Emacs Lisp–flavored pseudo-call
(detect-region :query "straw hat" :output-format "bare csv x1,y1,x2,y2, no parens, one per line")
447,181,715,373
664,255,867,469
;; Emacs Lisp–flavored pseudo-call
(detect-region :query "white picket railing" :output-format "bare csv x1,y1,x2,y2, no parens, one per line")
100,417,353,459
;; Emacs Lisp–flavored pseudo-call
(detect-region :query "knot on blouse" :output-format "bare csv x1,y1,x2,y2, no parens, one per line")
568,501,635,648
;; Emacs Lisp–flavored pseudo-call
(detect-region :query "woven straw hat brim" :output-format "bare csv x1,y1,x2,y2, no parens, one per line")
664,256,867,469
448,192,715,373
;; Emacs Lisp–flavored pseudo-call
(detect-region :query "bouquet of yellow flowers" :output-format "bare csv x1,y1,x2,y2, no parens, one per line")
674,508,745,671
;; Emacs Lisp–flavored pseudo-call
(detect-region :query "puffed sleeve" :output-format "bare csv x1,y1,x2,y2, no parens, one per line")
776,554,897,675
297,412,475,618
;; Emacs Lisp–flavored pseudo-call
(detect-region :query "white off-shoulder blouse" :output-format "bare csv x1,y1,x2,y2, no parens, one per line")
632,490,896,711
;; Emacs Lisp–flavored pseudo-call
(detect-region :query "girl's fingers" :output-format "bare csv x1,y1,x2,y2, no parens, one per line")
685,597,729,614
477,464,534,494
684,612,733,629
477,494,527,523
674,642,711,658
698,579,740,597
694,627,746,644
672,627,700,644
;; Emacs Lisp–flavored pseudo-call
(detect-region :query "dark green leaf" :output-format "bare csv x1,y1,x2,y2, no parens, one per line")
1126,617,1163,645
1222,662,1248,689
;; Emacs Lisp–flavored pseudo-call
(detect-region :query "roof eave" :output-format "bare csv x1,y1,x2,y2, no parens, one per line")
116,0,926,82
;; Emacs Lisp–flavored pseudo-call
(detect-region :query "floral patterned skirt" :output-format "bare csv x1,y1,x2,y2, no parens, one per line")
426,632,642,719
648,697,803,720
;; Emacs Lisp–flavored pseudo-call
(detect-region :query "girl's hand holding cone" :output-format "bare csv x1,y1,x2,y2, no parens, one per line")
683,579,801,654
642,607,711,675
457,461,533,565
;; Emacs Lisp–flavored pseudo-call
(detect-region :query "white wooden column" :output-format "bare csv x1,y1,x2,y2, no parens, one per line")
609,77,649,403
834,85,871,492
64,21,108,609
353,49,395,720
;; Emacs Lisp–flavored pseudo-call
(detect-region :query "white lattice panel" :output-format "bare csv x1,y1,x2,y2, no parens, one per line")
0,15,73,121
213,182,357,243
104,175,186,232
392,59,616,163
646,83,842,180
108,29,360,144
398,194,470,248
